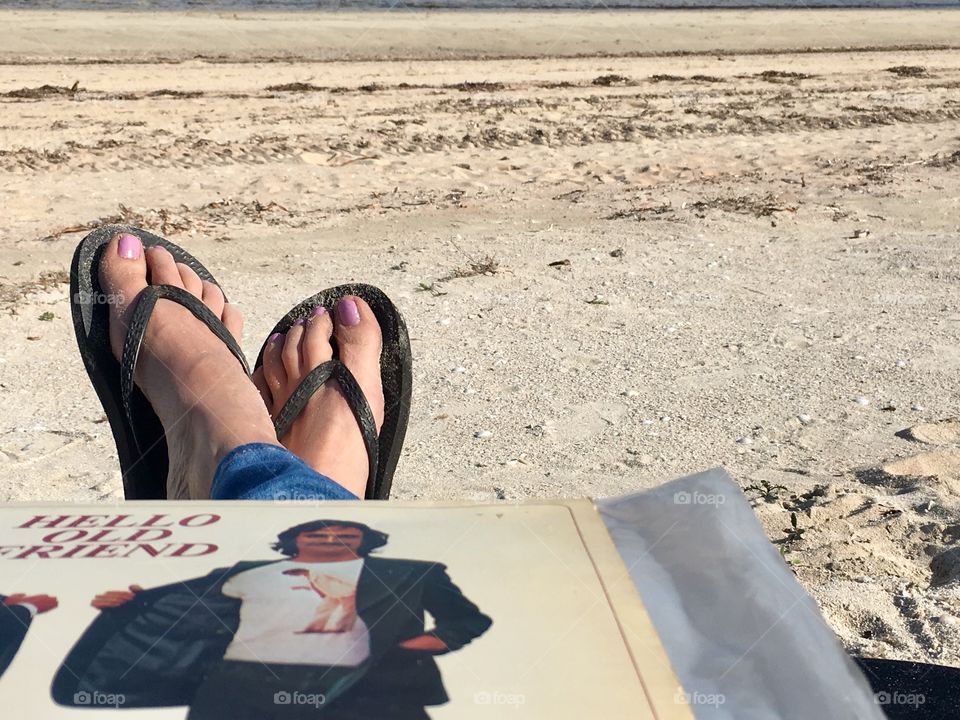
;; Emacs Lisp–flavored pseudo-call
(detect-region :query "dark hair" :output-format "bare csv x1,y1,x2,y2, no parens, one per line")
271,519,388,557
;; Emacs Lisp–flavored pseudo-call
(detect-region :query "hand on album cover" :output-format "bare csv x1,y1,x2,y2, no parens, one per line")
3,594,58,614
397,634,449,653
2,592,58,679
91,585,143,610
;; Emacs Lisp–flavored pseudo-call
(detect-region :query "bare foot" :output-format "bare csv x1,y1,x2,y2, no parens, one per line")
252,296,385,498
99,232,280,498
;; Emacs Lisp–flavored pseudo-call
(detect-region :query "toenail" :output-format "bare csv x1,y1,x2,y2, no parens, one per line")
336,298,361,327
294,318,305,327
117,233,141,260
310,305,327,318
269,332,283,344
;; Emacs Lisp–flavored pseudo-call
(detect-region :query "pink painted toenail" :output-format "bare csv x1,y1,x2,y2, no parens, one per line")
117,233,141,260
311,305,326,317
269,332,283,343
336,298,361,327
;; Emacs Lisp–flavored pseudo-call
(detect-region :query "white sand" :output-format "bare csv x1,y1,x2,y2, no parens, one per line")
4,9,960,62
0,9,958,666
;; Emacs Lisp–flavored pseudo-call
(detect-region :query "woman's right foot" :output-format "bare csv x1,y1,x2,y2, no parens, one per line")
251,296,385,499
99,232,281,498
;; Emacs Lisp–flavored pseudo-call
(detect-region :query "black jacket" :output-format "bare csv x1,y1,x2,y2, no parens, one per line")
0,595,33,679
51,557,492,709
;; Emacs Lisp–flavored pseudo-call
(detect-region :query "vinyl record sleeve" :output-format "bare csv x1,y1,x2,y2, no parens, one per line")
0,500,691,719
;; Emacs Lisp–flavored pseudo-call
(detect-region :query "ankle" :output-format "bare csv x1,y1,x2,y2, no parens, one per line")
170,411,280,499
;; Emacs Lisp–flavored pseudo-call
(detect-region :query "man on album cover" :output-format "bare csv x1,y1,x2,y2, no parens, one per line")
51,519,491,719
1,592,58,679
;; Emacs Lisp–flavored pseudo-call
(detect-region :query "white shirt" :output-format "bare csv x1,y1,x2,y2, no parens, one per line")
221,559,371,666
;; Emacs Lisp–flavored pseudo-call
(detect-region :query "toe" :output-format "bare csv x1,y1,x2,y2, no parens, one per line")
177,262,204,299
262,332,288,399
332,296,384,426
200,280,225,318
302,306,334,368
251,366,273,410
282,321,305,379
145,246,183,288
201,280,244,345
222,303,244,344
98,232,150,360
333,296,382,358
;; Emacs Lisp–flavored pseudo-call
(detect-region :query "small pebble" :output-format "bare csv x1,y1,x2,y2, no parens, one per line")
453,366,466,373
896,360,907,368
624,390,639,398
911,404,924,411
853,396,870,406
736,436,753,445
660,415,671,422
474,430,493,439
797,414,813,425
439,318,451,326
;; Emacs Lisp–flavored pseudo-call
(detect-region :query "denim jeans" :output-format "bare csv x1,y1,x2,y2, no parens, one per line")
210,443,359,501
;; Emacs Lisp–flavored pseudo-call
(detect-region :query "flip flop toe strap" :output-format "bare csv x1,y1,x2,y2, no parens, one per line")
274,359,379,498
120,284,250,451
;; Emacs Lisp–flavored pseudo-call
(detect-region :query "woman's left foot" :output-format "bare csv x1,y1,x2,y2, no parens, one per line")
252,296,385,498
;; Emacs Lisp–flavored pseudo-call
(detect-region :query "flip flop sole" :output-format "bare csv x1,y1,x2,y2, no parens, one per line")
254,285,412,500
70,224,227,500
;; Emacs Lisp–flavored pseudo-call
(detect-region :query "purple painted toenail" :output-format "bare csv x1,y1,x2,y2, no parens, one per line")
336,298,361,327
269,332,283,343
117,233,141,260
311,305,326,317
294,318,305,327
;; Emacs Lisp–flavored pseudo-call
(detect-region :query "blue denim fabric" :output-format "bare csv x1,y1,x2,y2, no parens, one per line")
210,443,359,501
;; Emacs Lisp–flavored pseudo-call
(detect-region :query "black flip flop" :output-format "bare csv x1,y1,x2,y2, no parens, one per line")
854,657,960,719
71,225,248,500
254,285,411,499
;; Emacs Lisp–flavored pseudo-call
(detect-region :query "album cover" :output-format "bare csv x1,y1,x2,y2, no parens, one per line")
0,500,690,719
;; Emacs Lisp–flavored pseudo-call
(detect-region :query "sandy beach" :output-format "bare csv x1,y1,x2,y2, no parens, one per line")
1,9,959,666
